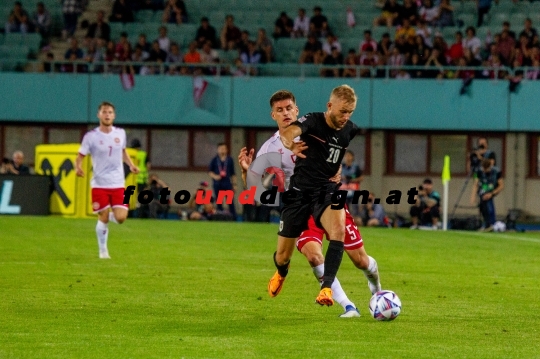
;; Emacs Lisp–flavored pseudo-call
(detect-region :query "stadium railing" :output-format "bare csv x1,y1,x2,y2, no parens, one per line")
0,59,524,80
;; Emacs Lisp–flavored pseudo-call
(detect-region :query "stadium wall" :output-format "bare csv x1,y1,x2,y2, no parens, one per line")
1,73,540,130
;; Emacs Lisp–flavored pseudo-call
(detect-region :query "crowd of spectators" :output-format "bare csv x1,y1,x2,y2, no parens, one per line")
3,0,536,79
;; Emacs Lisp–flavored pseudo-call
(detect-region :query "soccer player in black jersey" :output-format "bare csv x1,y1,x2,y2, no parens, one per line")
268,84,361,306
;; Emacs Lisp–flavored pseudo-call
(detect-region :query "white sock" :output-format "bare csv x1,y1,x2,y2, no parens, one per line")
363,256,382,293
312,264,355,310
108,212,118,224
96,220,109,253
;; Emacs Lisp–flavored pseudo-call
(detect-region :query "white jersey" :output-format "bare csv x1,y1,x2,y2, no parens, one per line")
79,126,127,189
256,131,297,190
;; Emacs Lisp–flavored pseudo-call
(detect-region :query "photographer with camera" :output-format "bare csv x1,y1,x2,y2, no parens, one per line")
1,151,30,175
467,137,496,174
139,173,170,219
358,192,388,227
470,158,504,232
410,178,441,230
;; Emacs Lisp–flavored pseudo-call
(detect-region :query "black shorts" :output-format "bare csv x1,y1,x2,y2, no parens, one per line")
277,183,345,238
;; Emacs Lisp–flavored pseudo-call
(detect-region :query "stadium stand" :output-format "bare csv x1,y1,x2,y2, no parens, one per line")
0,0,539,78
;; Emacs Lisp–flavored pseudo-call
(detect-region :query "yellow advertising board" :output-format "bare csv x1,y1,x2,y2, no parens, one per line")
35,144,138,218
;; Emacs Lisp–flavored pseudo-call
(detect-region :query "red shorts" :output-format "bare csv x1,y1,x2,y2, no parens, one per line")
91,188,128,213
296,208,363,252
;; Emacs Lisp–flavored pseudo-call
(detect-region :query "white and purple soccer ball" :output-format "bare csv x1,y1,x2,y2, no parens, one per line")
369,290,402,321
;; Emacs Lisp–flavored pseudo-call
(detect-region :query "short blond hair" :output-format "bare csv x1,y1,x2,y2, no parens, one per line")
330,84,357,104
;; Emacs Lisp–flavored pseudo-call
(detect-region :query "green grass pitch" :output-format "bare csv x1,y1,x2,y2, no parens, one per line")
1,216,539,358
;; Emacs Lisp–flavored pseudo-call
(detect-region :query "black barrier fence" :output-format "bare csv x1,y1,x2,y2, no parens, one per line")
0,174,50,215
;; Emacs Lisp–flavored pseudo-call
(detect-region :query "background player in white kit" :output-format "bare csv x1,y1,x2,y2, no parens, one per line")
76,102,139,259
238,90,381,317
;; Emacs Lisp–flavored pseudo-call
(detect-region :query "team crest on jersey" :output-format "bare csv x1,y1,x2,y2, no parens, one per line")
92,202,100,210
114,137,120,143
298,115,307,123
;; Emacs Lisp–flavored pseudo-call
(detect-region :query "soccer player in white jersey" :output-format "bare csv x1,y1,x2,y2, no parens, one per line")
76,102,139,259
238,90,381,317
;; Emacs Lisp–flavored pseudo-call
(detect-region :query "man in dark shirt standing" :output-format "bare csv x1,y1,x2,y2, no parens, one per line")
269,85,361,307
208,143,237,220
195,17,217,48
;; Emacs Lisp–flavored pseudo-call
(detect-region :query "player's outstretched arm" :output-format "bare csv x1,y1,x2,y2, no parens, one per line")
123,149,140,174
75,153,85,177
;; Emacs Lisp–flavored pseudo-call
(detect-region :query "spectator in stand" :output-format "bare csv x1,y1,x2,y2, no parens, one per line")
115,31,130,55
309,6,328,37
65,38,84,60
424,48,445,78
5,1,29,34
84,40,104,67
110,0,133,23
62,0,82,40
321,46,343,77
400,0,418,26
86,10,110,42
415,18,433,47
32,2,51,49
293,8,310,38
117,42,132,62
360,30,378,55
502,21,516,41
43,52,58,73
396,68,411,79
447,31,464,65
359,45,378,77
131,45,147,73
455,57,475,79
167,42,182,64
162,0,186,25
196,17,217,49
432,34,448,55
526,58,540,80
408,53,424,78
220,15,241,50
322,33,341,56
435,0,454,28
477,0,494,27
516,33,531,65
395,18,416,41
378,32,393,60
184,40,201,63
256,28,273,63
104,40,117,61
343,49,359,78
156,26,171,53
419,0,439,27
200,40,219,64
136,33,151,57
387,46,405,77
373,0,401,28
413,35,430,61
520,18,537,46
148,40,167,62
240,41,261,75
273,11,294,39
497,30,515,65
463,26,482,61
238,30,250,54
299,34,322,63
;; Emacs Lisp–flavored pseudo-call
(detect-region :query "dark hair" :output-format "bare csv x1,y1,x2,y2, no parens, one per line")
269,90,296,108
503,21,510,27
456,31,463,37
201,17,209,22
423,178,433,184
364,29,372,35
98,101,115,111
131,138,142,148
466,26,476,36
217,143,227,148
120,31,128,38
314,6,322,12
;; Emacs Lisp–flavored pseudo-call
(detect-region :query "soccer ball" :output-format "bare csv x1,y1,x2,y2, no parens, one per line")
369,290,402,321
493,221,506,232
